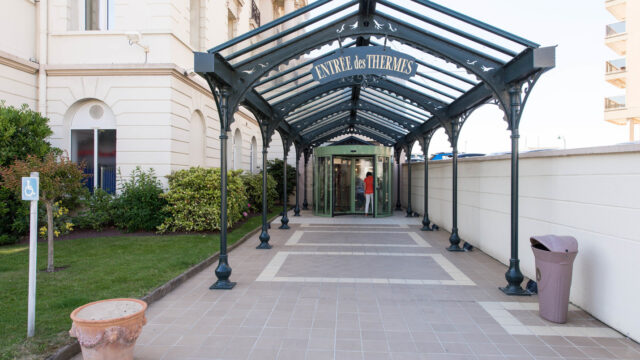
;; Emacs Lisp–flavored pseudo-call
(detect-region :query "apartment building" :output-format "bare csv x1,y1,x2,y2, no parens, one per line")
0,0,306,191
604,0,639,141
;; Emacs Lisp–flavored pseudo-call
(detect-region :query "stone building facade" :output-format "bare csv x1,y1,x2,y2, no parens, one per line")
0,0,307,191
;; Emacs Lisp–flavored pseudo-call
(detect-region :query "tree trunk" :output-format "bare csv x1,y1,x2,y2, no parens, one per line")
46,201,54,272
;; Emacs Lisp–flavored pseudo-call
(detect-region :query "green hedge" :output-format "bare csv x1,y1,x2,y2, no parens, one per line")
158,168,248,233
267,159,296,203
241,171,278,213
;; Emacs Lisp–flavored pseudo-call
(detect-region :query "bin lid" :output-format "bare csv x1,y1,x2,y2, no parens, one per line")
530,235,578,253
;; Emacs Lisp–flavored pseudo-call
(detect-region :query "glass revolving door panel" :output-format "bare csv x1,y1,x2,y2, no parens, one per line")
333,157,352,214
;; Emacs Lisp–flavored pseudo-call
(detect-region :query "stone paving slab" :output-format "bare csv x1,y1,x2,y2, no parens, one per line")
71,211,640,360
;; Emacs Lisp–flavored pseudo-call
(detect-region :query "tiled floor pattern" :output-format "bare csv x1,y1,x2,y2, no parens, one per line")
72,211,640,360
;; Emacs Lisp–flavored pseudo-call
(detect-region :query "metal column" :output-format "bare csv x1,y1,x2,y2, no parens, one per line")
405,149,413,217
294,146,301,216
279,138,290,229
395,152,402,211
447,122,463,252
500,85,529,295
302,149,309,210
210,87,236,289
421,133,434,231
257,144,271,249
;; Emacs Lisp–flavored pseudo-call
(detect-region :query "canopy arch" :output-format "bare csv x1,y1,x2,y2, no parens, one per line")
196,0,556,294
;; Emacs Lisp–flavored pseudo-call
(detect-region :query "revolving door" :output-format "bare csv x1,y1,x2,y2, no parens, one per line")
314,145,393,217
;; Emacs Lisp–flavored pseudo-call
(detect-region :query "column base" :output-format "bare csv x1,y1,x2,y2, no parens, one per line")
209,280,236,290
447,230,463,251
446,245,465,252
421,217,432,231
256,242,272,250
257,229,271,249
405,208,413,217
294,206,300,216
499,285,531,296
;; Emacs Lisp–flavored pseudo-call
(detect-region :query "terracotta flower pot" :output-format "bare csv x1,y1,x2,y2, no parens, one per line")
69,298,147,360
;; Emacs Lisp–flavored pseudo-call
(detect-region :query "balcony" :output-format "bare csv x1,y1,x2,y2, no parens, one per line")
605,95,626,111
605,21,627,55
605,0,626,20
251,0,261,27
605,58,627,88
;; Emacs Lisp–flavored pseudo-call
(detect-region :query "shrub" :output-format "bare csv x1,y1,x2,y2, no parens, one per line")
38,201,74,239
0,102,58,245
158,167,248,233
241,172,278,213
267,159,296,204
74,189,115,231
111,167,166,232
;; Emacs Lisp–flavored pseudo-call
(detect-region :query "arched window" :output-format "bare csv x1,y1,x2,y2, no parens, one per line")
189,111,205,167
250,137,257,173
67,99,117,193
233,128,242,170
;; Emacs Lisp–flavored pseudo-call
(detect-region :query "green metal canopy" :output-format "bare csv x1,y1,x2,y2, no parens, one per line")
195,0,554,149
195,0,555,294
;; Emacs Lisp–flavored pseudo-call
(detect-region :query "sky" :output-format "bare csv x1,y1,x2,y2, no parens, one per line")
410,0,630,155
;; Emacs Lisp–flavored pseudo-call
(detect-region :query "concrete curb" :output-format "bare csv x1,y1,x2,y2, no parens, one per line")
46,215,279,360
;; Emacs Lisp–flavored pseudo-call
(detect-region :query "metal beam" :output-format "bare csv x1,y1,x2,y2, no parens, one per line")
501,46,556,84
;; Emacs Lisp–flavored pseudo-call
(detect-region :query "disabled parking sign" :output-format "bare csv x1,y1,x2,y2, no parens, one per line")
22,177,39,201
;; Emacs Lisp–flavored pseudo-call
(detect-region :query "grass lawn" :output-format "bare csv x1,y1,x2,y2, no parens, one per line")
0,211,279,360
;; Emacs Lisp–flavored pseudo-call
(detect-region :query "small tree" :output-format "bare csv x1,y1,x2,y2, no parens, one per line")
0,153,86,272
0,102,57,245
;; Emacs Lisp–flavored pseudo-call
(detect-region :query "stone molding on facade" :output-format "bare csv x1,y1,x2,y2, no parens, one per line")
0,50,39,74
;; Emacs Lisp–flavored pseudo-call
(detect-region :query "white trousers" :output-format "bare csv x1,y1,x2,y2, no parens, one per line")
365,193,373,214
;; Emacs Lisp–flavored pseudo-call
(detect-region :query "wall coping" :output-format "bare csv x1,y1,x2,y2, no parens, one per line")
404,143,640,166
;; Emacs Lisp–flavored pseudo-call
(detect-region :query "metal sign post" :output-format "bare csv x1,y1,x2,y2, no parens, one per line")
22,172,39,337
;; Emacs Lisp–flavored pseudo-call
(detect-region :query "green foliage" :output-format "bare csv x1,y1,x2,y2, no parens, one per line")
0,102,58,245
0,103,56,166
0,211,278,359
74,189,115,231
159,167,248,233
267,159,296,204
0,189,28,245
241,171,278,213
111,167,167,232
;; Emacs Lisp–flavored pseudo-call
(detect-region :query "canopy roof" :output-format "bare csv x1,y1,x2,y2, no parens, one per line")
195,0,555,150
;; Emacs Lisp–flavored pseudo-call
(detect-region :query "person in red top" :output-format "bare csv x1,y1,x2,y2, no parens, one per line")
364,172,374,216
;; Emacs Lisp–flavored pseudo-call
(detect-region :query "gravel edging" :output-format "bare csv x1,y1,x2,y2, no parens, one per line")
46,215,278,360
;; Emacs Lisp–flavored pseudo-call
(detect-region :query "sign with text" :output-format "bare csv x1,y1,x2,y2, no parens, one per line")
311,47,417,84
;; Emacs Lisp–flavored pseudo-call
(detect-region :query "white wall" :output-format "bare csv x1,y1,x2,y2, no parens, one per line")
401,144,640,342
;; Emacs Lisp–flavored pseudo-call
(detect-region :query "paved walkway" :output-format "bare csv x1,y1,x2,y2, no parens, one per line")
74,211,640,360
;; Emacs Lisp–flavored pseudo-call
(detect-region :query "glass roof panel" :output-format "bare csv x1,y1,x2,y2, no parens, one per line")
287,96,351,124
359,94,427,124
300,112,350,135
221,2,359,66
362,87,432,118
287,88,352,117
375,1,527,63
356,111,409,134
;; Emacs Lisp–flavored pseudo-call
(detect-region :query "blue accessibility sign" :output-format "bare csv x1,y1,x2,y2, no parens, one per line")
22,177,39,201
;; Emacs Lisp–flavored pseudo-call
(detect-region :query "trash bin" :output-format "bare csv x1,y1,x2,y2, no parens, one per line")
530,235,578,323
